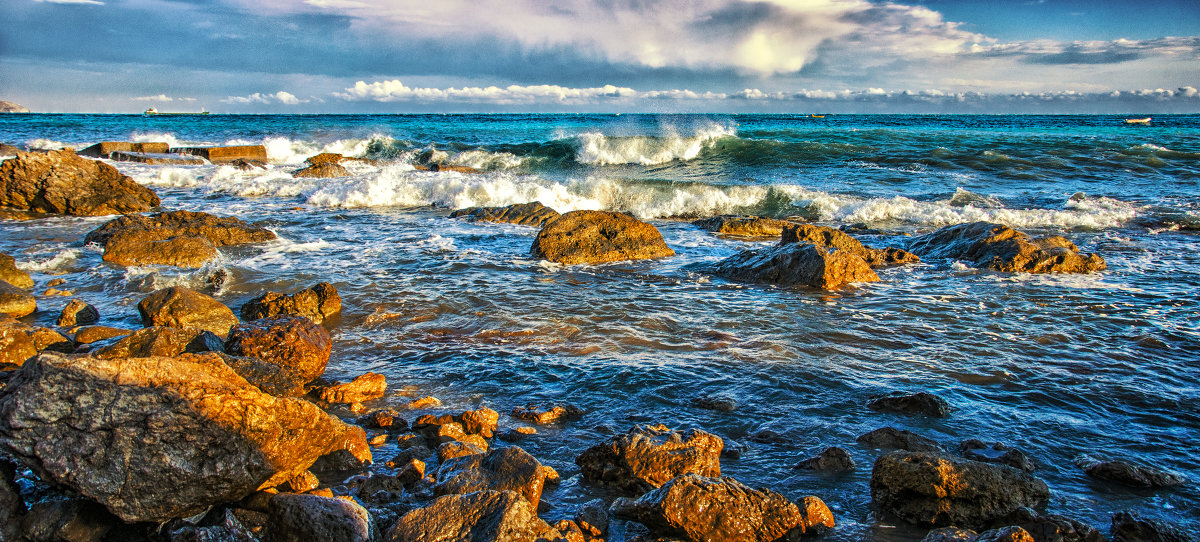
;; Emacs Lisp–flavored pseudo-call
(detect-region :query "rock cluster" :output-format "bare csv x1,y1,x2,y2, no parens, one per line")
908,221,1105,273
0,149,160,216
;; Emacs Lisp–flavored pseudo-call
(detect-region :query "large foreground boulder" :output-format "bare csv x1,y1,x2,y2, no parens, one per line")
576,424,723,494
0,352,370,523
224,316,331,385
451,202,561,227
84,210,276,268
708,241,879,290
907,222,1105,273
241,282,342,324
781,224,918,267
138,286,239,338
612,474,834,541
0,253,34,289
0,150,160,216
531,210,675,265
388,490,563,542
267,493,377,542
870,451,1051,530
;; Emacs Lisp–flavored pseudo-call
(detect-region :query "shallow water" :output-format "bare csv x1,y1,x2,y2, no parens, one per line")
2,114,1198,539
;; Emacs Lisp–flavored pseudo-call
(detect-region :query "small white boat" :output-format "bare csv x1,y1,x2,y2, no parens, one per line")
143,107,158,115
1124,117,1151,125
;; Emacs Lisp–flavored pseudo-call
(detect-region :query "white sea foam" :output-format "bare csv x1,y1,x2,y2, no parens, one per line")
574,122,735,165
19,249,81,273
26,138,71,150
130,131,192,148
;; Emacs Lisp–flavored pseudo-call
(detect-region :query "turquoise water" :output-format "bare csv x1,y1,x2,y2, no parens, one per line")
2,114,1198,539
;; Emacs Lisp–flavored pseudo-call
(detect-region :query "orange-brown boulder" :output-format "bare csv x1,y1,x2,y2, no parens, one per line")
0,150,160,216
0,282,35,318
137,286,238,338
450,202,561,227
693,215,803,238
708,242,879,290
224,316,331,385
531,210,674,265
781,224,919,267
85,210,274,268
0,253,33,289
88,326,223,359
908,222,1105,273
240,282,341,325
292,162,349,178
388,490,563,542
576,424,723,494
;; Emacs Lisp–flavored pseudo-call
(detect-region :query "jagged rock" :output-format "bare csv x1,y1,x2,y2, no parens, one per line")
21,498,119,542
960,440,1037,472
387,490,563,542
457,407,500,438
531,210,675,265
781,224,919,267
1111,510,1197,542
89,326,224,359
1076,455,1186,488
0,321,37,367
0,253,33,289
908,222,1105,274
77,141,170,158
104,233,219,267
28,326,70,353
1017,512,1105,542
576,424,723,493
450,202,561,227
0,149,160,215
857,427,945,453
692,215,802,238
172,145,268,163
317,372,387,404
0,352,370,523
870,451,1051,530
231,158,268,171
0,459,24,541
922,527,980,542
435,447,551,506
612,474,834,541
57,299,99,327
267,493,377,542
72,325,131,345
241,283,342,325
85,210,275,268
359,409,408,432
868,391,952,418
304,153,346,165
225,316,331,386
0,281,35,318
138,286,239,338
292,162,349,178
795,446,856,472
512,403,584,425
708,241,879,290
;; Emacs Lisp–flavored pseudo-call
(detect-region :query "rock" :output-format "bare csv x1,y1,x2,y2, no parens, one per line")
795,446,856,472
438,441,485,463
975,526,1035,542
0,149,160,215
612,474,833,541
870,451,1051,530
1017,513,1105,542
531,210,675,265
28,326,70,353
435,447,551,506
0,101,30,114
868,391,952,418
458,407,500,438
84,210,276,267
575,498,608,538
781,224,919,267
167,508,263,542
0,143,22,155
922,527,980,542
0,281,35,318
0,322,37,367
959,440,1037,472
512,403,584,425
283,470,320,493
292,162,349,178
450,202,561,227
317,372,387,404
857,427,946,453
267,493,377,542
692,215,802,238
138,286,239,338
1075,455,1186,488
231,158,268,171
89,326,224,359
172,145,269,163
57,299,99,327
109,151,206,165
387,490,563,542
219,353,314,397
691,395,738,412
101,232,219,268
0,459,24,541
708,242,880,290
576,424,723,493
359,409,408,432
1111,510,1197,542
406,396,441,409
0,253,33,289
907,222,1105,274
72,325,131,345
241,283,342,325
21,498,119,542
225,316,332,385
0,352,371,523
305,153,346,165
77,141,170,158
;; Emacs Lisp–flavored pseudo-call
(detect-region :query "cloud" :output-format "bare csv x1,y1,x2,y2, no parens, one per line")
222,91,307,105
131,94,198,102
335,80,639,104
34,0,104,4
981,36,1200,65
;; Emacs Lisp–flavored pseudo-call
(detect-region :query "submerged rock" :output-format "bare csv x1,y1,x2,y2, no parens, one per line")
960,440,1037,472
450,201,561,227
138,286,239,338
0,253,33,289
512,403,583,425
0,352,370,523
85,210,276,268
708,242,879,290
387,490,563,542
0,149,160,216
224,316,332,385
241,282,342,325
907,221,1105,273
692,215,802,238
576,424,723,493
868,391,952,418
1075,454,1187,488
780,224,919,267
531,210,675,265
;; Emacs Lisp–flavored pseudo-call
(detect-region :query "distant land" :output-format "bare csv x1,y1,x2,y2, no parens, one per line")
0,100,31,113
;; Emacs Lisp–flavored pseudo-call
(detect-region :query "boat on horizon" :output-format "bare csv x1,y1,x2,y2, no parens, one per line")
143,107,210,116
1124,117,1151,125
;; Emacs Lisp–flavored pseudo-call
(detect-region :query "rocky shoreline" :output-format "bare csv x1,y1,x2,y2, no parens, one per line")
0,147,1193,541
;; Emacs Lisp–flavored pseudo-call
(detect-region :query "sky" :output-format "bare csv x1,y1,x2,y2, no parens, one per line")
1,0,1197,113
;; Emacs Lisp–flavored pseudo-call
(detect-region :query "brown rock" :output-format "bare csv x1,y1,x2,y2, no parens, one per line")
267,492,377,542
230,158,268,171
317,372,386,404
172,145,268,163
435,447,551,506
693,215,802,238
57,299,99,327
0,323,37,367
0,459,24,541
708,241,879,290
782,224,919,267
109,151,205,165
101,232,219,268
0,101,30,114
406,396,441,409
438,441,487,463
458,407,500,438
89,326,223,359
576,424,723,493
77,141,170,158
512,403,584,425
358,409,408,432
292,162,349,178
1017,513,1105,542
0,253,33,289
21,498,119,542
908,222,1105,273
138,286,239,338
387,490,563,542
240,283,342,325
85,209,276,250
870,451,1051,530
0,281,35,318
72,326,131,345
304,153,346,165
225,316,331,385
868,391,952,418
0,352,371,523
857,427,945,453
450,202,561,227
1075,454,1186,488
795,446,856,472
531,210,675,265
0,149,160,216
0,143,22,154
218,353,312,397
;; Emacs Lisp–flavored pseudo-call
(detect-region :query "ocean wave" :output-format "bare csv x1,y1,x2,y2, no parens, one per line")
573,121,736,165
26,138,71,150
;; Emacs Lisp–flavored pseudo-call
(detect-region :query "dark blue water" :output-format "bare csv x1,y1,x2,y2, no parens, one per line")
2,114,1198,539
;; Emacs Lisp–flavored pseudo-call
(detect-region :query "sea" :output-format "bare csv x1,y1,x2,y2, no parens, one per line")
1,113,1198,539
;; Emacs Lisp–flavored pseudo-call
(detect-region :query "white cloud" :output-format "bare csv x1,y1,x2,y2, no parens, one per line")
335,80,640,104
221,91,308,105
34,0,104,4
131,94,198,102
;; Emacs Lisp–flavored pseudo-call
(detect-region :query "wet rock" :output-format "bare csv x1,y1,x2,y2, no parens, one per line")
450,201,561,227
292,162,350,178
102,232,219,267
167,508,263,542
388,490,563,542
85,210,276,267
225,316,332,385
90,326,224,359
512,403,584,425
922,527,980,542
0,352,371,523
438,441,485,463
857,427,946,453
0,281,36,318
708,242,879,290
267,493,377,542
241,282,342,325
575,498,608,539
960,440,1037,472
907,222,1105,274
21,498,120,542
612,474,834,541
77,141,169,157
0,321,38,367
976,527,1036,542
283,470,320,493
435,446,551,506
305,153,348,165
317,372,387,404
795,446,856,472
57,299,99,327
691,395,738,412
0,459,24,541
138,286,239,338
406,396,441,409
868,391,952,418
458,407,500,438
29,326,71,353
576,424,723,493
72,325,131,345
530,210,675,265
692,215,802,238
173,145,268,163
1111,510,1197,542
1075,455,1187,488
231,158,268,171
1016,512,1105,542
110,151,206,165
359,409,409,432
781,224,920,267
870,451,1051,530
0,253,33,289
0,149,160,216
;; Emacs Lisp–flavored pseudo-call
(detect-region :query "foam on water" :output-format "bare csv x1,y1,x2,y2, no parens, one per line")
26,138,71,150
18,249,82,273
574,121,736,165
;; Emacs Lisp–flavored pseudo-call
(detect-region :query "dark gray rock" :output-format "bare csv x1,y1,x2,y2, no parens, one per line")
857,427,945,453
795,446,856,472
868,391,952,417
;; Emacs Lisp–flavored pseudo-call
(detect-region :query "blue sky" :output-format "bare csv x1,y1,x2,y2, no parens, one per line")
1,0,1197,113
